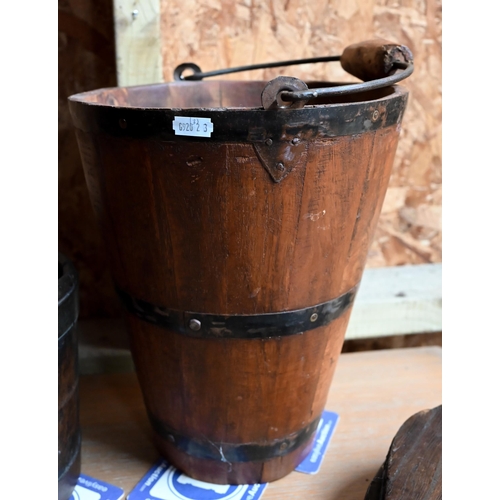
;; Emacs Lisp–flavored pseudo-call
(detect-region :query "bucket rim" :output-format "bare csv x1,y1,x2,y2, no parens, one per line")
68,82,408,141
67,80,408,112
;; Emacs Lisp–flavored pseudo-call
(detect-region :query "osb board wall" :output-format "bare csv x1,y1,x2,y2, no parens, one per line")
59,0,122,318
160,0,442,268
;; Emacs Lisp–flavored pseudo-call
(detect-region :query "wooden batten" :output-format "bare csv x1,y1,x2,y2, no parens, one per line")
113,0,163,86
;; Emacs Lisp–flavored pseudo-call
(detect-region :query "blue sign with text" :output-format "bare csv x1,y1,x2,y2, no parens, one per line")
71,474,124,500
127,460,266,500
295,410,339,474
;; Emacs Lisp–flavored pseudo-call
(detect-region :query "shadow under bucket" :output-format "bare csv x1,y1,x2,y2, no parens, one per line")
68,45,410,484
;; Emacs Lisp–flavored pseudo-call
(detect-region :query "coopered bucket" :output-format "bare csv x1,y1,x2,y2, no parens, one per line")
69,39,412,484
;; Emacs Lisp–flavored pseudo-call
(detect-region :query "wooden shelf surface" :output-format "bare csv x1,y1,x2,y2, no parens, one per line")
79,346,442,499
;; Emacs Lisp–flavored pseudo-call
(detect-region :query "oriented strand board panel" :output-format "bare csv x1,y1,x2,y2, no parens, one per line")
160,0,442,269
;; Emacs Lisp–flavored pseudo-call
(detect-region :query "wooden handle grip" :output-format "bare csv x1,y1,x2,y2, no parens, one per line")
340,39,413,82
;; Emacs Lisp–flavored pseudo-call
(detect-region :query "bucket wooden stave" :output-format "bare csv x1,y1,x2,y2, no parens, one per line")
69,77,408,484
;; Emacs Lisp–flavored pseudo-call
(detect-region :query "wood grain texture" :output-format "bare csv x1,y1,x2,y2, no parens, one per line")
364,405,442,499
78,346,442,498
340,39,413,82
58,0,120,319
75,263,442,376
346,263,442,339
69,84,405,314
58,254,81,500
113,0,163,86
98,130,397,312
68,81,407,482
59,0,440,320
58,324,81,500
127,311,350,483
160,0,442,269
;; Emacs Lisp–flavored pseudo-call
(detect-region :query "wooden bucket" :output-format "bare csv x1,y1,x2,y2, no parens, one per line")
68,40,411,484
58,253,81,500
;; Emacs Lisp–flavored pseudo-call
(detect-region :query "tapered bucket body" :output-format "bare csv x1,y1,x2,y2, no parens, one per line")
69,80,408,484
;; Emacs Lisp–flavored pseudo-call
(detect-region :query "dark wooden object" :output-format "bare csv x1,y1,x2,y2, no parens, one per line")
365,405,442,500
68,69,408,484
341,39,413,82
58,254,81,500
58,0,120,320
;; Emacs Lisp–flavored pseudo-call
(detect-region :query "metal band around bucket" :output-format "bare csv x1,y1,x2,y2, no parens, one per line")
116,285,358,339
149,411,321,463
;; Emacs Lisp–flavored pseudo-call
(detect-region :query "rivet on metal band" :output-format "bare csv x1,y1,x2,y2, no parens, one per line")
148,411,321,463
116,284,359,339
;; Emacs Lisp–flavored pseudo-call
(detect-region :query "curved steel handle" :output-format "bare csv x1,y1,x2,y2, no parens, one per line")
173,55,342,82
279,61,413,104
173,39,414,109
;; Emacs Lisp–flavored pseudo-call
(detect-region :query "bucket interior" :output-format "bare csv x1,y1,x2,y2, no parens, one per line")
72,80,396,109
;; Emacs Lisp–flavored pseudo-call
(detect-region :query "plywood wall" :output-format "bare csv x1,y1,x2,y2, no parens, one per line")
160,0,442,268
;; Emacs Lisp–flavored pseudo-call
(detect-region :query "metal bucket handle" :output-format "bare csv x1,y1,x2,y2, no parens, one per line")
173,39,414,110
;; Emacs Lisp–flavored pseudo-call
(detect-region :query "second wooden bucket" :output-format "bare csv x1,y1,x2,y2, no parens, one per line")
58,253,81,500
69,40,412,484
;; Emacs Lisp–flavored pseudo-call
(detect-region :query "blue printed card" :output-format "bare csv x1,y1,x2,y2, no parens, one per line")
295,410,340,475
127,460,267,500
128,410,339,499
71,474,124,500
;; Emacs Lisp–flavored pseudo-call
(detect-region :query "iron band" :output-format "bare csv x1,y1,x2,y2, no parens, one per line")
149,412,321,463
116,284,359,339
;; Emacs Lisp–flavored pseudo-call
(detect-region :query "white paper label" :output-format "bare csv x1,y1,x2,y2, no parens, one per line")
172,116,213,137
